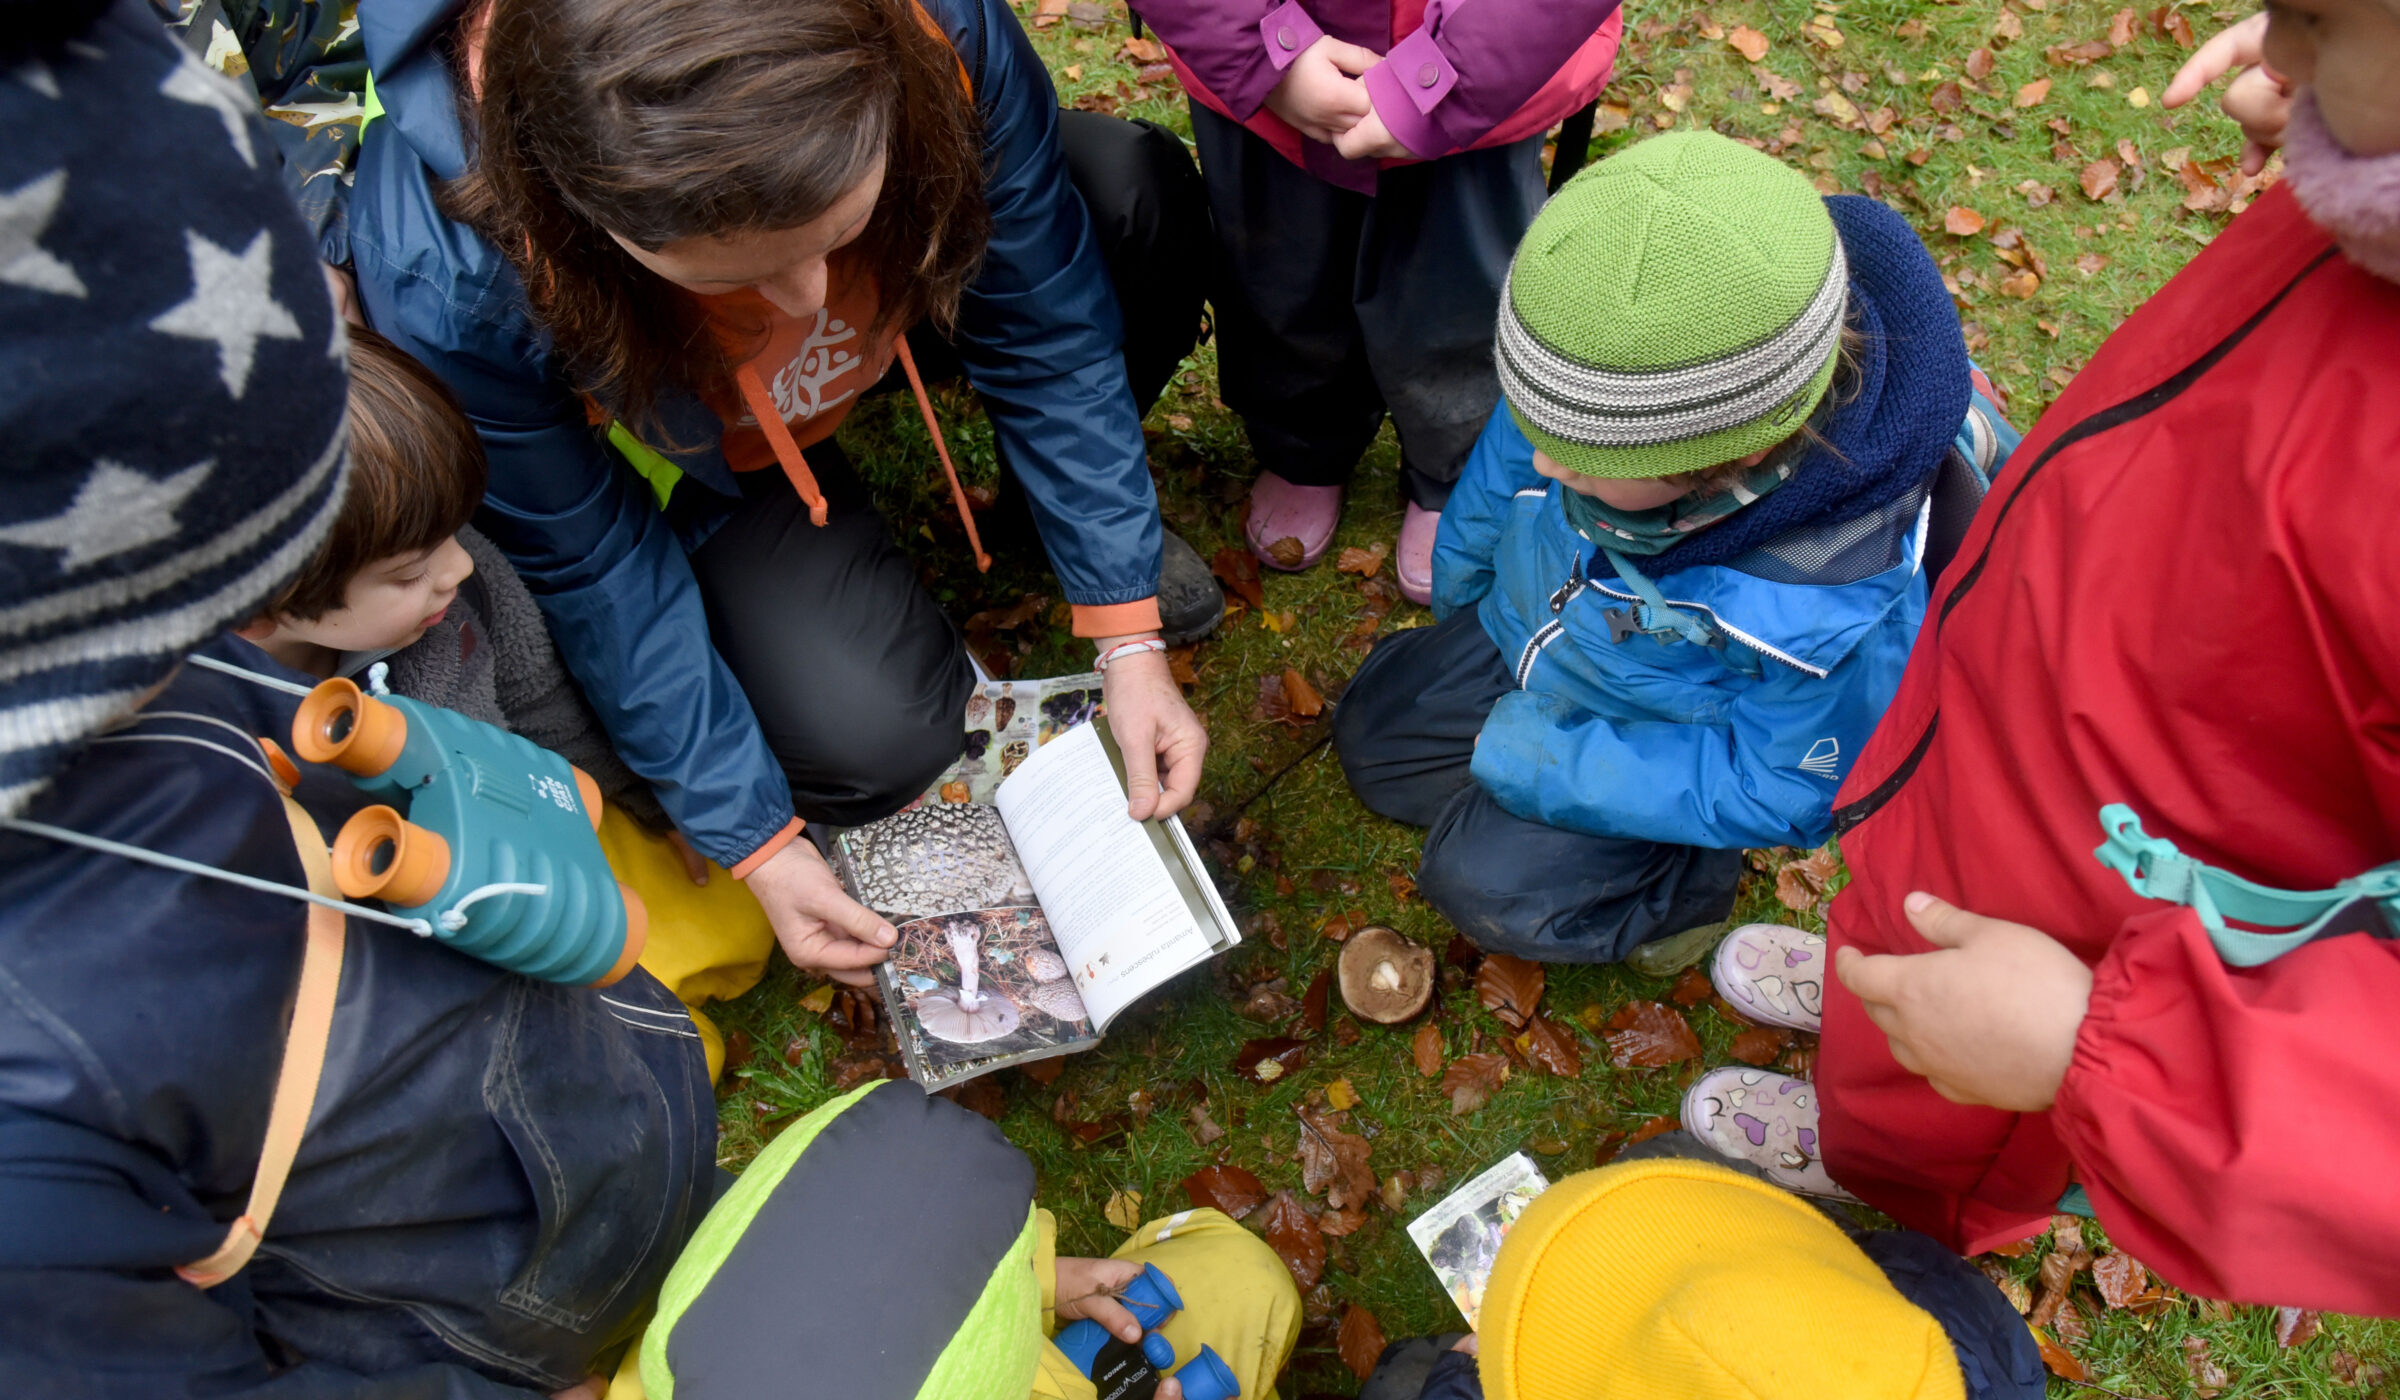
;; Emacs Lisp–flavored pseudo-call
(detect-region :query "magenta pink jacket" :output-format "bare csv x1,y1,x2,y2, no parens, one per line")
1144,0,1621,193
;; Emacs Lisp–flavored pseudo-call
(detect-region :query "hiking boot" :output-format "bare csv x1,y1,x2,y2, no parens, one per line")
1680,1067,1858,1202
1396,501,1439,605
1158,530,1224,646
1711,923,1827,1033
1624,919,1729,979
1245,471,1343,571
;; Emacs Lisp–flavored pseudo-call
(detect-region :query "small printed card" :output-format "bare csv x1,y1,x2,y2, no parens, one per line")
1406,1152,1552,1328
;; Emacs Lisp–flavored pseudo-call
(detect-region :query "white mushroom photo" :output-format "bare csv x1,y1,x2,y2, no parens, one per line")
914,923,1022,1045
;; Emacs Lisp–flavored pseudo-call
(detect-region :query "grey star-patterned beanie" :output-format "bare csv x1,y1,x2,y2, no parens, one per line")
0,0,349,816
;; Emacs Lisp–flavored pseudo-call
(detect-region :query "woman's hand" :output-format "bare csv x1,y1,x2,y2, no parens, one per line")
1833,892,2094,1112
1054,1256,1146,1342
1332,101,1419,161
1096,637,1208,821
2163,13,2291,175
739,839,895,986
1264,35,1380,143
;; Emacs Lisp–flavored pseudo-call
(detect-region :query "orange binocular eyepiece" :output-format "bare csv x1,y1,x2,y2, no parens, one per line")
331,805,452,908
293,679,409,778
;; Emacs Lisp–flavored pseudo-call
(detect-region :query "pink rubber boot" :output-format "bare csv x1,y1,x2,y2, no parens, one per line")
1396,501,1439,606
1245,471,1343,571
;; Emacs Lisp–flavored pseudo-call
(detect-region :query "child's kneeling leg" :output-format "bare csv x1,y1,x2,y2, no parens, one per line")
1110,1208,1301,1400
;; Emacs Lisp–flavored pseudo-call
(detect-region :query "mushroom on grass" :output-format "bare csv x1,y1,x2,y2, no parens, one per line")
916,924,1022,1044
1337,925,1435,1024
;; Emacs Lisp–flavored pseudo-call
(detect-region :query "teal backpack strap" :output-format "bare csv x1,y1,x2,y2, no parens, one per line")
2092,804,2400,967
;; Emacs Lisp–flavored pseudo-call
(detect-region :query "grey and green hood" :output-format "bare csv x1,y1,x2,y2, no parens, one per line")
643,1080,1044,1400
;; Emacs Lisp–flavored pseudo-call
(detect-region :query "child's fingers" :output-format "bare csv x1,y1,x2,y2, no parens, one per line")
1321,38,1382,75
2162,13,2267,107
1900,890,1976,949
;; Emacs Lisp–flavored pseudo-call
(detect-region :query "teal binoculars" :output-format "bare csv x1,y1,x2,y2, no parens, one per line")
293,677,646,986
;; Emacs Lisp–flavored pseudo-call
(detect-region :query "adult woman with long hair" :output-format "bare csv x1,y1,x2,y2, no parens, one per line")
349,0,1216,982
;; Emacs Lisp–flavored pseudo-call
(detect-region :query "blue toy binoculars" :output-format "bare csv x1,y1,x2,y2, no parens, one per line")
293,678,645,986
1054,1263,1240,1400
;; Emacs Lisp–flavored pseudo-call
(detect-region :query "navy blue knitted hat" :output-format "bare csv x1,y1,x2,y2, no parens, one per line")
0,0,349,816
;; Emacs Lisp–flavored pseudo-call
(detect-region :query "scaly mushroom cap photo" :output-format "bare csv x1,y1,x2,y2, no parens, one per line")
1022,975,1090,1025
916,924,1022,1044
1337,926,1435,1024
1023,947,1070,983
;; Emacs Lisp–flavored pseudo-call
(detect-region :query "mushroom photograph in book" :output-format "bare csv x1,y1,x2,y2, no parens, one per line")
886,908,1092,1077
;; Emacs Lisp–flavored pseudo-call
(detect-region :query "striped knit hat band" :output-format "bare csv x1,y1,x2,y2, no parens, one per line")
1497,233,1846,460
1495,132,1848,480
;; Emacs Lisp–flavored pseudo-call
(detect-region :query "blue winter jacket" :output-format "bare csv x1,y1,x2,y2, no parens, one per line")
347,0,1160,869
1434,199,2011,852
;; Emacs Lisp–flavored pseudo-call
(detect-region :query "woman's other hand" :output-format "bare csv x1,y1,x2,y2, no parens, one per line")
1332,100,1419,161
1054,1255,1146,1342
2163,13,2290,174
1096,639,1208,821
1264,35,1380,143
739,839,895,986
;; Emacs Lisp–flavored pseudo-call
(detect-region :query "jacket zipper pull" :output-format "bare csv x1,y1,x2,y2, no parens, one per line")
1549,574,1582,614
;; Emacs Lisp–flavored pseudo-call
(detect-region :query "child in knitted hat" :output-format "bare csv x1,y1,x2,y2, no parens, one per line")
1335,130,2010,972
1358,1137,2043,1400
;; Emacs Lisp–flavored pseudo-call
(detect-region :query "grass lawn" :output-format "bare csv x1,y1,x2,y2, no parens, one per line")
705,0,2399,1394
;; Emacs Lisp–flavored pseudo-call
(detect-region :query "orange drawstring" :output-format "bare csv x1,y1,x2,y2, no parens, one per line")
734,363,830,527
896,339,991,573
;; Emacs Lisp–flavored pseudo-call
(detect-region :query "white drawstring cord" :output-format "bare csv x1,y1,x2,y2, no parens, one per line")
0,816,436,936
185,651,316,697
438,882,548,932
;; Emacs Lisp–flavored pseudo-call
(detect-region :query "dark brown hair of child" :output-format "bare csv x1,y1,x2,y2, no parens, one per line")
267,326,489,621
440,0,991,436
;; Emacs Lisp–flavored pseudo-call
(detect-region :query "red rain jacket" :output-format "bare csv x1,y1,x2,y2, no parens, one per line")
1821,181,2400,1315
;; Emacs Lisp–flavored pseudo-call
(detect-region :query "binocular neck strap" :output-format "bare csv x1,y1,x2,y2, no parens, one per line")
175,792,346,1289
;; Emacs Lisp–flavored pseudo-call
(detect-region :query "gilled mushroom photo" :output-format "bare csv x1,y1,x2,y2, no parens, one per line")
914,923,1022,1046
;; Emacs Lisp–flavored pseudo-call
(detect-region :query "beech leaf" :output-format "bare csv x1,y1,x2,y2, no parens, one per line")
2034,1329,2089,1382
1668,964,1715,1006
2276,1306,2322,1348
1282,668,1325,718
1729,1025,1794,1065
1295,1104,1377,1209
1519,1017,1584,1077
1944,206,1986,237
1262,1190,1327,1288
1727,23,1770,60
1412,1023,1445,1077
1300,967,1332,1035
1182,1163,1268,1219
1442,1052,1509,1114
1476,953,1546,1029
1337,1304,1389,1381
2080,157,2121,200
1602,1000,1703,1068
2015,77,2053,106
2091,1251,2149,1309
1965,46,1995,79
1335,542,1390,576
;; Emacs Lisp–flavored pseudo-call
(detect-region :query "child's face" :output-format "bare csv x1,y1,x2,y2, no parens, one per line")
2266,0,2400,155
281,536,475,657
1531,449,1774,510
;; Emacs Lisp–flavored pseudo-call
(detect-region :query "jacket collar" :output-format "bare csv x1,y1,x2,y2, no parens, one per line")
360,0,475,182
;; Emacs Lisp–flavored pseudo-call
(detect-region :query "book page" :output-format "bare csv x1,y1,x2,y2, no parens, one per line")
1406,1153,1552,1327
994,722,1218,1028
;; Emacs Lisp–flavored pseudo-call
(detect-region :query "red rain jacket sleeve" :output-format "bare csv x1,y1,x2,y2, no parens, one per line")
2052,910,2400,1313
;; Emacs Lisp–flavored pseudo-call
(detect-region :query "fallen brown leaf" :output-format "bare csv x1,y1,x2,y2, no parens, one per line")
1977,1258,2034,1314
2080,156,2121,200
2034,1329,2089,1382
1998,270,2041,299
2091,1250,2150,1309
1337,1304,1388,1382
1233,1036,1310,1084
1442,1053,1509,1114
1118,35,1165,63
1104,1189,1144,1232
1519,1017,1584,1077
1262,1190,1327,1288
1282,668,1325,718
1254,672,1292,723
1317,1203,1369,1236
1187,1102,1225,1145
1476,953,1547,1029
1296,1104,1377,1209
2107,6,2137,45
2184,1336,2229,1397
1626,1113,1680,1146
1965,46,1995,79
1300,967,1332,1035
1020,1056,1066,1086
2277,1306,2322,1348
1668,964,1715,1006
940,1076,1006,1121
2016,77,2053,106
1412,1022,1445,1077
1210,546,1266,610
1929,80,1964,115
1335,542,1390,577
1729,1025,1795,1065
1728,24,1770,60
1183,1163,1268,1219
1604,1001,1703,1068
1321,908,1369,942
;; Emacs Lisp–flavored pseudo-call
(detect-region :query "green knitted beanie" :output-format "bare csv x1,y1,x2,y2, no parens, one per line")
1496,131,1847,479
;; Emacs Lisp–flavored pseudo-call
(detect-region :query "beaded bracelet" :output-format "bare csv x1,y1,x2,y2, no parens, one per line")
1094,637,1169,672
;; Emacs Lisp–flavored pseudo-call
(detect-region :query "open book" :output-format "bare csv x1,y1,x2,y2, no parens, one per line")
833,676,1240,1088
1407,1153,1552,1328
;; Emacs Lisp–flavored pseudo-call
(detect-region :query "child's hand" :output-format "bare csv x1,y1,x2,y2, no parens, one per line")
2163,13,2291,175
1833,892,2093,1112
666,829,710,886
1332,101,1419,161
1054,1256,1146,1342
1264,35,1380,144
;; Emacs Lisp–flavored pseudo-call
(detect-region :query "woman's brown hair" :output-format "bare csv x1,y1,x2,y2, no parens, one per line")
443,0,990,429
269,327,489,620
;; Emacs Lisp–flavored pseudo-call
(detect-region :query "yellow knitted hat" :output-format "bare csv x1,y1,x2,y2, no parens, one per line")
1477,1160,1967,1400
